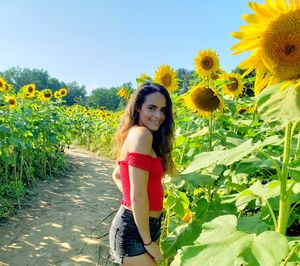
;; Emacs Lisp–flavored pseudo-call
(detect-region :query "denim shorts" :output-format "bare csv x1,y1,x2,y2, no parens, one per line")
109,205,162,264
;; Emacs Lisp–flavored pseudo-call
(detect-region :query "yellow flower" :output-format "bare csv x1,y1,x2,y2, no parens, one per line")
237,105,256,114
221,73,244,96
22,84,36,98
137,73,153,84
194,49,220,77
0,77,7,92
5,96,17,108
59,88,68,97
31,103,40,110
231,0,300,95
54,91,61,99
4,83,13,92
153,64,178,93
41,89,52,101
183,84,225,117
182,209,192,223
117,87,130,101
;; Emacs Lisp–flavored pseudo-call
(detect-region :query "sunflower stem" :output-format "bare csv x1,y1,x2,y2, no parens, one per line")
282,242,300,266
208,112,213,151
206,112,214,202
277,122,293,235
295,126,300,160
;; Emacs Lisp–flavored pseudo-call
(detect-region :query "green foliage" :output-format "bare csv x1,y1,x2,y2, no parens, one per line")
256,83,300,130
171,215,289,266
88,87,122,111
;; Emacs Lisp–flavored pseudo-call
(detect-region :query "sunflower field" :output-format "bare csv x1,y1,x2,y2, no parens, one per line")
1,0,300,265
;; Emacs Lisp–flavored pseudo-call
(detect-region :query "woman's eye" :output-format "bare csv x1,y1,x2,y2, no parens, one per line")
149,106,155,111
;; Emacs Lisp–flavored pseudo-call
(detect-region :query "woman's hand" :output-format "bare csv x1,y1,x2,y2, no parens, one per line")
144,242,163,263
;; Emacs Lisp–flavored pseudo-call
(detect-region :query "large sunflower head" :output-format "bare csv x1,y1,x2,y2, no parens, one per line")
194,49,220,77
183,84,225,117
153,64,178,93
221,73,244,96
231,0,300,94
5,96,17,108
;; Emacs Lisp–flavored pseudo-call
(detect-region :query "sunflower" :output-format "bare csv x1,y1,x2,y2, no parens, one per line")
54,91,61,99
5,96,17,108
194,49,220,77
23,84,36,98
211,69,225,80
117,87,130,101
153,64,178,93
59,88,68,97
0,77,7,92
42,89,52,101
221,73,244,96
231,0,300,95
4,83,13,92
137,73,153,84
183,84,225,117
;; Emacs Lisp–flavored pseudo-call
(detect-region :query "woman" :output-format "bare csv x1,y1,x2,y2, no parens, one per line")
109,82,175,265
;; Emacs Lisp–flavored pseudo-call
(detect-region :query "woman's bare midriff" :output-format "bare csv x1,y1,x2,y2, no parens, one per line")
123,205,162,218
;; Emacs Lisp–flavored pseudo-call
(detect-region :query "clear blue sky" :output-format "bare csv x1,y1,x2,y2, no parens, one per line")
1,0,263,94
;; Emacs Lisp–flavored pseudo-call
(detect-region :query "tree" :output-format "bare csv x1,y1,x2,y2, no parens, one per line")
65,81,87,106
88,87,121,111
0,66,87,105
176,68,196,95
0,66,49,91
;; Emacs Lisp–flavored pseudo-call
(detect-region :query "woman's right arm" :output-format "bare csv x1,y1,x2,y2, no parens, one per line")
112,165,122,192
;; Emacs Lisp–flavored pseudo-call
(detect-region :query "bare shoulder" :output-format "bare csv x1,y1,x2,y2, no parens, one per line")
126,126,153,154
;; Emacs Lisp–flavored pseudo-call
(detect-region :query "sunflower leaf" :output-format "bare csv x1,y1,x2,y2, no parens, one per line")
255,83,300,130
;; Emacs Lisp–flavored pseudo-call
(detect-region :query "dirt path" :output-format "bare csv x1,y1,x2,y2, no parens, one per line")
0,146,121,266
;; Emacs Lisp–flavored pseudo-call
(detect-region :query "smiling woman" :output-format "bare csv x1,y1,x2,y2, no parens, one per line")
109,82,175,265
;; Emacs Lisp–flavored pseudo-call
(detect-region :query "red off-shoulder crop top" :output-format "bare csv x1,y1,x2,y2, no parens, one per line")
118,152,164,211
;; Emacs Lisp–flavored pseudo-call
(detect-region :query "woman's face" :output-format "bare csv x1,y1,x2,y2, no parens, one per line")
138,92,167,132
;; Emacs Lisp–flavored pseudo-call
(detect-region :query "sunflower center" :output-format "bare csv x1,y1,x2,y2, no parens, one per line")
28,86,34,93
227,78,238,91
0,81,3,87
44,92,51,98
261,10,300,80
9,99,16,105
191,87,220,112
201,56,214,70
162,74,172,87
283,44,296,55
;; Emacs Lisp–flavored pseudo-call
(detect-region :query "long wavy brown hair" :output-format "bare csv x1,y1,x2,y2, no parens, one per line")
113,82,175,176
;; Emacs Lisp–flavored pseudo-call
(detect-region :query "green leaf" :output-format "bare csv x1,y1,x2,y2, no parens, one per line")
170,215,289,266
182,136,279,175
251,231,289,265
256,83,300,130
236,157,273,174
237,213,268,234
289,159,300,182
180,172,215,187
0,124,11,134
